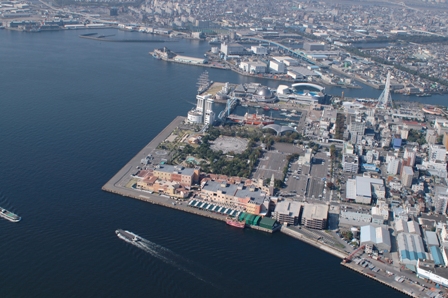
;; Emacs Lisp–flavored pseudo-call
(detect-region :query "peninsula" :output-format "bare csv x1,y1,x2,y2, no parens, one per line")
104,72,448,297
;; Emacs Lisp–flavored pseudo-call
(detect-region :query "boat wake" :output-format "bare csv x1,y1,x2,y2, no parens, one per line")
117,231,212,285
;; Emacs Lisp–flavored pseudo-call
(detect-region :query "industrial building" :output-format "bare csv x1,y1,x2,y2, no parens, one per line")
303,42,325,51
174,55,206,64
301,203,329,230
417,259,448,287
397,232,426,265
360,224,391,253
269,60,286,73
220,42,247,56
394,220,421,236
345,176,385,205
272,200,303,225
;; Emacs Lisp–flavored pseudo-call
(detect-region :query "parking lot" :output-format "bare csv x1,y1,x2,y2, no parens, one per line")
252,151,289,182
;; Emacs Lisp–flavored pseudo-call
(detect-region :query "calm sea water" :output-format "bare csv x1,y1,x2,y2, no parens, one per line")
0,28,413,298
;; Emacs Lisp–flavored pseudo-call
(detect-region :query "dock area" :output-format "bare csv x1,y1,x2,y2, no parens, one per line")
149,50,230,70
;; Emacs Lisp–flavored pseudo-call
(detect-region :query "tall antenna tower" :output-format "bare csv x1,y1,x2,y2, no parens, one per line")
377,71,392,109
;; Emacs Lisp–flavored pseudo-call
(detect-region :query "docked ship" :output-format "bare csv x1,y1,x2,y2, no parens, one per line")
0,207,21,223
116,229,140,242
226,218,245,229
417,93,432,97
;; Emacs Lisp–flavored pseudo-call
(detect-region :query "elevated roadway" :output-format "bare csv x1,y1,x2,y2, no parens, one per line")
242,37,316,65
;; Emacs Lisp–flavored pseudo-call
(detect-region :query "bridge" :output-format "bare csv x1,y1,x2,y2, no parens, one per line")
218,97,238,120
242,37,316,65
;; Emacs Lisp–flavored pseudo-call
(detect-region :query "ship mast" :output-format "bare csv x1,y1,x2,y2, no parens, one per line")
196,71,210,94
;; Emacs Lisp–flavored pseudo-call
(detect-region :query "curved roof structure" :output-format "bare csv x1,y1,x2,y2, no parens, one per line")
291,83,325,92
256,87,273,98
262,124,295,135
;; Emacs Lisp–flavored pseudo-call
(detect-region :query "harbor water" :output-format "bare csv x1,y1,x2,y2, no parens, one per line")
0,28,435,297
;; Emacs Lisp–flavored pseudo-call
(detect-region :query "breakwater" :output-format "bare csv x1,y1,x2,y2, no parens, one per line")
80,33,174,42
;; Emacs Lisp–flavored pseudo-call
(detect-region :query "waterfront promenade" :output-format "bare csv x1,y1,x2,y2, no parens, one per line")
102,116,228,222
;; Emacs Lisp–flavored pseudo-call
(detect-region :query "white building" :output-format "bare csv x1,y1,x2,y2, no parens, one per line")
342,154,358,173
251,45,268,55
221,42,246,55
239,61,267,74
346,176,385,205
429,144,446,163
386,155,401,175
417,259,448,288
187,94,214,125
360,224,391,253
371,200,389,224
401,166,414,187
269,60,286,73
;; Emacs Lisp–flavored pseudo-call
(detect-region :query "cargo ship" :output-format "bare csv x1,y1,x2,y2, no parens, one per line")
226,218,245,229
0,207,21,222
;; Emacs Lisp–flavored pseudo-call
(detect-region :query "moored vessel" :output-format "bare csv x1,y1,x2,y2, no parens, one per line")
226,218,245,228
0,207,21,222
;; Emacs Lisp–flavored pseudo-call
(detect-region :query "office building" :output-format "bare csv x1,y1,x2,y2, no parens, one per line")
401,166,414,187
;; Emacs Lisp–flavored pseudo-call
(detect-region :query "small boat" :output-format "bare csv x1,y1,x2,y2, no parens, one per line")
241,104,248,107
281,108,287,112
226,218,245,228
263,106,270,111
254,105,261,108
116,229,141,242
272,107,279,111
0,207,21,223
291,109,297,113
417,93,431,97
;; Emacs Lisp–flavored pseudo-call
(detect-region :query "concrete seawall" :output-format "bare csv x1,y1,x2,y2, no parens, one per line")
280,226,347,259
102,115,274,233
341,262,417,297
